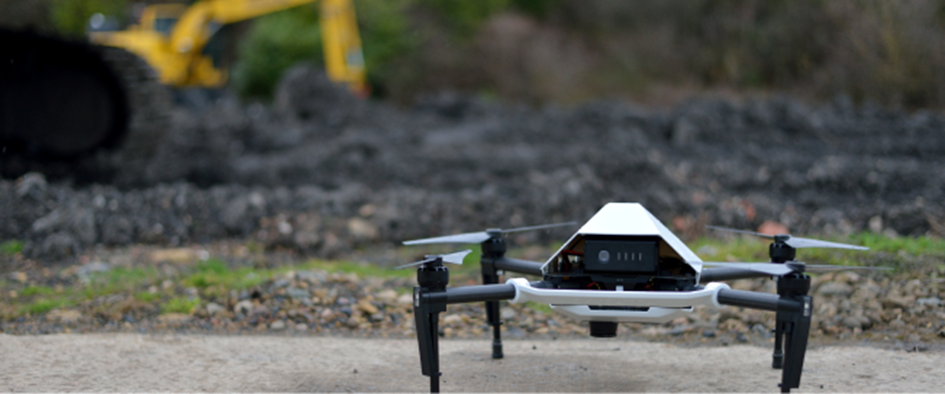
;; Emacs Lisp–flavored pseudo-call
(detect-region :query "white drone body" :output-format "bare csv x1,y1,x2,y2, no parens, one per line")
504,202,729,323
403,201,873,392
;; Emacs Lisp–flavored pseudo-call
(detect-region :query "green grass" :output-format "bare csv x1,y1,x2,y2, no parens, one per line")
21,285,55,297
301,259,411,278
1,239,23,255
82,267,161,298
196,258,229,274
20,298,72,315
845,233,945,256
161,297,200,314
524,301,553,314
134,291,162,303
182,258,268,290
182,268,267,290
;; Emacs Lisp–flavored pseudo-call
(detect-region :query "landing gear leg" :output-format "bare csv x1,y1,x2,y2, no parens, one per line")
772,310,785,369
481,237,507,359
776,273,812,393
414,264,449,392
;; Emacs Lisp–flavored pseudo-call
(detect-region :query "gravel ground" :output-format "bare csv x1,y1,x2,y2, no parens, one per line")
1,334,943,392
1,242,942,351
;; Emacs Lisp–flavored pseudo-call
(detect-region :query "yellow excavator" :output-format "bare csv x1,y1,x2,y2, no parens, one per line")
0,0,365,178
90,0,366,93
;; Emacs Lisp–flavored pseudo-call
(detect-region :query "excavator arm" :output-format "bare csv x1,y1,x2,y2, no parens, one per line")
91,0,365,92
319,0,366,94
205,0,320,23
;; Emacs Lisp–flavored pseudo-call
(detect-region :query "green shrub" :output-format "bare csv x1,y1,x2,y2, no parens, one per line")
50,0,128,37
355,0,418,90
232,5,324,98
232,0,420,99
509,0,562,19
419,0,509,37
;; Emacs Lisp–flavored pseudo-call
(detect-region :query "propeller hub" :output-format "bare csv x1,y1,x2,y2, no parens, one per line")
769,241,796,263
417,264,449,290
777,271,811,296
482,236,507,255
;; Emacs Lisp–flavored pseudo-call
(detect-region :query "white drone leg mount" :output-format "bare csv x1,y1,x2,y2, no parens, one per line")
506,278,729,323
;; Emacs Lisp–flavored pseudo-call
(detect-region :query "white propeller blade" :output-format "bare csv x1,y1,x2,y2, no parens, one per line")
802,264,891,273
783,237,869,250
403,232,492,245
501,222,578,234
702,262,795,276
703,261,890,275
402,222,577,245
395,249,472,269
706,226,869,250
440,249,473,265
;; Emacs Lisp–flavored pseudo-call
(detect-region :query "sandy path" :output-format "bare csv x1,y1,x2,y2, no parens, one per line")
1,334,941,392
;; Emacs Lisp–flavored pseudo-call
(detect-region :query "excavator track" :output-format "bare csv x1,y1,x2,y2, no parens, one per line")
92,45,173,187
0,29,171,187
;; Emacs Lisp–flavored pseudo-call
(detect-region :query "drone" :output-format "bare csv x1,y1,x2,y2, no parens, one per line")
399,203,882,393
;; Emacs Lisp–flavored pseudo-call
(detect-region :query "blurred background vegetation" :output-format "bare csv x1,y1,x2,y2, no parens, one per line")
7,0,945,109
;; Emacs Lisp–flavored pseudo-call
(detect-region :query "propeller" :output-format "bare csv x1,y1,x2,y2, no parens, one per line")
403,222,577,245
395,249,473,270
706,226,869,251
801,264,891,273
703,261,890,275
702,262,795,276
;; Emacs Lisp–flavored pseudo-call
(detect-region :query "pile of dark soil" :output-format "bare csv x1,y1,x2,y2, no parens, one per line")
2,64,944,260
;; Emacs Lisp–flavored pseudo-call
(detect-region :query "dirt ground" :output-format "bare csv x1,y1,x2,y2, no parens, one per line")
1,334,941,392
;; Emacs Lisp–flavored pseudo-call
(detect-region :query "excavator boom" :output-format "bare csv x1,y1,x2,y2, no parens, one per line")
90,0,366,92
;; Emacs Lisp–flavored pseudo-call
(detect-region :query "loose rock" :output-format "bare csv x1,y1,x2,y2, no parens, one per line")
206,302,225,315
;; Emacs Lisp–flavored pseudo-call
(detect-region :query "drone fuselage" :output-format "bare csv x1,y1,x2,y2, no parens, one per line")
401,201,858,392
515,204,708,327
